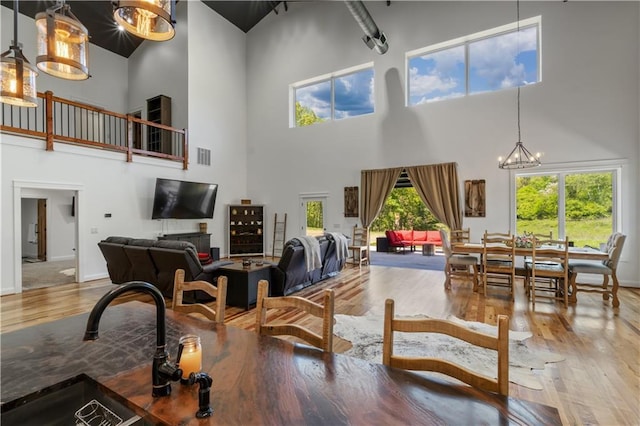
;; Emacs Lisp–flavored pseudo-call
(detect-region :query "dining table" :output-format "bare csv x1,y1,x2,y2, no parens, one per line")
1,301,562,425
451,242,609,261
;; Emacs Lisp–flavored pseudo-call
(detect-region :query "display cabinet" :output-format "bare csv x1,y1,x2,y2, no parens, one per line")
228,204,264,257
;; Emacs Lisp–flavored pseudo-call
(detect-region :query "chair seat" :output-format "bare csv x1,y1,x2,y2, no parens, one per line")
449,254,478,266
524,260,564,273
569,262,611,274
486,260,513,267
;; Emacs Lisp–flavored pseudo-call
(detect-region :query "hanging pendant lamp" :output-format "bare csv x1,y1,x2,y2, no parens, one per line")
0,0,38,107
113,0,176,41
498,0,541,170
35,1,90,80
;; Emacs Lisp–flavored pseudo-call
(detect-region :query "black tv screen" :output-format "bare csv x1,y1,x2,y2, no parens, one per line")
152,178,218,219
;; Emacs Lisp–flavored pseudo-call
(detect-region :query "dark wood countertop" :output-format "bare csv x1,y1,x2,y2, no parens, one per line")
1,301,562,425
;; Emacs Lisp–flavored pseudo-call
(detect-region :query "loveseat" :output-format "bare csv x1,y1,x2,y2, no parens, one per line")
98,236,232,300
385,230,442,253
270,234,347,296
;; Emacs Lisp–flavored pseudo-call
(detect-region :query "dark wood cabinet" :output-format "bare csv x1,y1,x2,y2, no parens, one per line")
228,204,264,257
159,232,210,253
147,95,171,154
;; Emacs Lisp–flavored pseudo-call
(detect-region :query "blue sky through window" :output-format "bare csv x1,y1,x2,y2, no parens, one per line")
296,80,331,121
409,24,539,105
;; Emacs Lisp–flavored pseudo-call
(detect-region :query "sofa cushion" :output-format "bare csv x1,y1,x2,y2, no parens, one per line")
413,230,428,241
105,236,133,245
397,230,413,241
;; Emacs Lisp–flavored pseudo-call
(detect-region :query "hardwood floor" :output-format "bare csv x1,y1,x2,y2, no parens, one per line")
1,264,638,425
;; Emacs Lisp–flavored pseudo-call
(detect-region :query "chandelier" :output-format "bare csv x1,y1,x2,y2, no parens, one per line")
498,0,541,170
113,0,176,41
35,1,90,80
0,0,38,107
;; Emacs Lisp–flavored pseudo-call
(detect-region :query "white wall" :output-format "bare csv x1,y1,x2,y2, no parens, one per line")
0,1,249,294
246,1,639,285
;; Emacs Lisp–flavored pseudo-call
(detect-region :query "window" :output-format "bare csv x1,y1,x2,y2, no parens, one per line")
291,63,374,127
514,163,620,248
407,16,540,105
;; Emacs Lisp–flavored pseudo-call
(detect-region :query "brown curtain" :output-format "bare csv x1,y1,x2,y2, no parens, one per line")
406,163,462,230
360,167,403,228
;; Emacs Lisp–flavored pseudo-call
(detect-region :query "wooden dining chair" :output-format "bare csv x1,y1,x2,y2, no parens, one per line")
569,233,626,307
172,269,227,323
255,280,335,352
347,226,369,268
449,228,471,244
482,231,516,300
382,299,509,396
440,229,479,291
524,237,569,307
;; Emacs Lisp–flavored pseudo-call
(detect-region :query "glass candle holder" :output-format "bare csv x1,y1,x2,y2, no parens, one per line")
179,334,202,384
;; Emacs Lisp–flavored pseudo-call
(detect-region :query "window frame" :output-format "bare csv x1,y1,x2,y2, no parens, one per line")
509,160,624,240
406,16,542,106
290,62,374,128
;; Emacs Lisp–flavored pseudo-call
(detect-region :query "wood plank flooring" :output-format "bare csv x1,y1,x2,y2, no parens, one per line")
1,264,638,425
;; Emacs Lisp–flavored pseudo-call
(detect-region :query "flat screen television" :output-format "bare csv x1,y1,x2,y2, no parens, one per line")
152,178,218,219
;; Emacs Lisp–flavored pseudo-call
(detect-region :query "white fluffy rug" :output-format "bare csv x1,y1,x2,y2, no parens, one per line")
334,314,564,390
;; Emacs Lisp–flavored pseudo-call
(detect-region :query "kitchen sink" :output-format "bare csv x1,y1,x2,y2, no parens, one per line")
1,373,166,425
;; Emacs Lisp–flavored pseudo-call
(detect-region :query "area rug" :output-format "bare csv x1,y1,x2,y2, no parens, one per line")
369,250,446,271
334,314,564,390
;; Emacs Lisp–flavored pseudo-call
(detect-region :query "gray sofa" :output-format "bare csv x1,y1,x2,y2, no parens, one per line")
98,236,232,300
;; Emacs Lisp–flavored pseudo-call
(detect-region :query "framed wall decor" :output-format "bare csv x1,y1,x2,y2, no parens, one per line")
464,180,486,217
344,186,359,218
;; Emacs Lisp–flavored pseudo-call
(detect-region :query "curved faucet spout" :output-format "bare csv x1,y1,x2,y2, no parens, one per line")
83,281,166,346
83,281,181,397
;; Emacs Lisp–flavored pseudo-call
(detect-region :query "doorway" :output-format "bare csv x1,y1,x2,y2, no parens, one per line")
13,181,83,294
299,193,328,237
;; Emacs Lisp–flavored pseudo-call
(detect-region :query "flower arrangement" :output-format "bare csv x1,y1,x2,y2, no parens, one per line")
509,232,540,248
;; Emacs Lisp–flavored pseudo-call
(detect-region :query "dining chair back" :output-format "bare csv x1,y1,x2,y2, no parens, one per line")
440,229,479,291
449,228,471,244
525,237,569,307
255,280,335,352
482,232,516,300
348,226,369,268
172,269,227,323
569,233,626,307
382,299,509,396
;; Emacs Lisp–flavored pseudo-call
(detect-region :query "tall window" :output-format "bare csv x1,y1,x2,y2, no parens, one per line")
291,63,374,127
407,16,540,105
514,165,619,248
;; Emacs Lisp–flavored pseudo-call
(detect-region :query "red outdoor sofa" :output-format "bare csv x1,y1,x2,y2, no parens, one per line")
385,230,443,253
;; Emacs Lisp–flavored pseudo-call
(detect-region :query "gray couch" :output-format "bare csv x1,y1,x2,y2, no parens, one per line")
98,236,232,300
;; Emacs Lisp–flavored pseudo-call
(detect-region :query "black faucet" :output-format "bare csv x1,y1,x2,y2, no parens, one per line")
83,281,182,397
190,372,214,418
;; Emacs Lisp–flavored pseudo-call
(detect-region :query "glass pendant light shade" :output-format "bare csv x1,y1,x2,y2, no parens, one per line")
113,1,176,41
0,53,38,107
35,3,89,81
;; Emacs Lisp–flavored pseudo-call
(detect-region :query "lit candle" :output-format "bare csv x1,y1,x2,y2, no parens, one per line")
179,335,202,381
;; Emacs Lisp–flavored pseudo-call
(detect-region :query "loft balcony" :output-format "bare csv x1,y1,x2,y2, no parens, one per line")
1,91,188,170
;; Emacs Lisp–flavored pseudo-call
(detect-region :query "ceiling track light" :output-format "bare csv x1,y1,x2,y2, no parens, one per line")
498,0,541,170
112,0,176,42
1,0,38,107
35,0,90,81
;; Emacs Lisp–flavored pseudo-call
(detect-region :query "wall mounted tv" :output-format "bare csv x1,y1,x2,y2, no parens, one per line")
152,178,218,219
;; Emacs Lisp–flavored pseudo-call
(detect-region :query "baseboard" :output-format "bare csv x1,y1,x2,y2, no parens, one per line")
82,272,109,282
48,255,76,262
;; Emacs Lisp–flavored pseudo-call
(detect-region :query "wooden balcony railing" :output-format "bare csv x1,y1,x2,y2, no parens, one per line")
0,91,189,169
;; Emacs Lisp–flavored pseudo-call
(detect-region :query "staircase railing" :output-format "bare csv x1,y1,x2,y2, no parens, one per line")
0,91,189,169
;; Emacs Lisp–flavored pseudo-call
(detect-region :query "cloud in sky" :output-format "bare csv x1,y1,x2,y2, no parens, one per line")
296,81,331,120
409,45,465,104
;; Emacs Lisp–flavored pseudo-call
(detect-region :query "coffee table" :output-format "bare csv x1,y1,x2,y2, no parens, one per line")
219,262,272,310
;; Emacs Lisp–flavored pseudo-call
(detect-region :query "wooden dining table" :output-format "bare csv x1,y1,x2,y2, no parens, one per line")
451,242,609,261
1,301,562,425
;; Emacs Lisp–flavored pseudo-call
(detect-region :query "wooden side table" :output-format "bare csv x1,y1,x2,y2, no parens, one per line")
219,263,272,310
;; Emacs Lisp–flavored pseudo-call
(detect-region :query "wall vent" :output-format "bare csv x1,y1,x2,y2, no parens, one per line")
197,147,211,166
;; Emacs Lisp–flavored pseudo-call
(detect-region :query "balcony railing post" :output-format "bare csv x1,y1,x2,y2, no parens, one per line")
45,91,54,151
182,128,189,170
126,115,133,163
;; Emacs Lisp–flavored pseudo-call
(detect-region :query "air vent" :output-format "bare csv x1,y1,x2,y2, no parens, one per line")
197,147,211,166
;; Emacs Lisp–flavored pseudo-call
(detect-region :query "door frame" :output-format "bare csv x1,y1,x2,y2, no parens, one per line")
13,180,84,294
299,192,329,236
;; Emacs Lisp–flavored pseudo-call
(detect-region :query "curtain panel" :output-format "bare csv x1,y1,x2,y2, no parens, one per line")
360,168,403,228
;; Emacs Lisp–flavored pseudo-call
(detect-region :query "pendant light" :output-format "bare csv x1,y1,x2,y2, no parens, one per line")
0,0,38,107
35,1,90,80
498,0,541,170
113,1,176,41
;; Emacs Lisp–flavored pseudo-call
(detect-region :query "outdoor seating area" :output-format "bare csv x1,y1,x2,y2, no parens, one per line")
383,230,442,254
